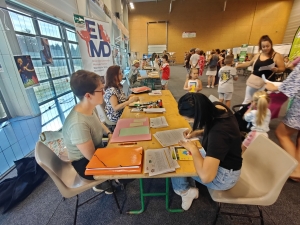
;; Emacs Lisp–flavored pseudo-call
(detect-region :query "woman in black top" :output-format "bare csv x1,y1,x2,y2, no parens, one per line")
171,93,242,211
236,35,285,104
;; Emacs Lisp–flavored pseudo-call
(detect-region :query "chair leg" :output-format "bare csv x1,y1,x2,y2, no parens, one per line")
257,206,264,225
73,195,79,225
109,180,122,214
213,202,221,225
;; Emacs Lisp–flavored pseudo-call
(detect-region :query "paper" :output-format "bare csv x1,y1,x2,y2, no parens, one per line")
130,122,143,127
149,90,162,96
153,128,198,147
131,108,142,112
188,81,197,93
143,108,166,113
145,148,179,176
150,116,169,128
262,74,282,93
171,146,193,160
258,63,275,71
119,126,149,136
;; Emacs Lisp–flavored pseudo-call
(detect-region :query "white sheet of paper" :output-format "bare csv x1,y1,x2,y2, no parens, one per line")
258,62,275,71
143,108,166,113
134,118,147,122
153,128,198,147
150,116,169,128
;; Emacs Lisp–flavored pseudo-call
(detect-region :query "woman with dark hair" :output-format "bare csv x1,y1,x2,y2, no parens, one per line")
171,93,242,210
104,65,139,123
237,35,285,104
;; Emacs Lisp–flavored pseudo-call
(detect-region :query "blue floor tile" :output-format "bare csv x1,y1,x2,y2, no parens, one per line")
11,122,25,140
3,147,16,167
11,142,24,160
3,124,18,145
0,152,10,175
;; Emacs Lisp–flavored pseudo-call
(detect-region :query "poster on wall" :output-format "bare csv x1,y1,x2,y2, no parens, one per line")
239,44,248,62
182,31,196,38
74,14,113,78
14,55,39,88
289,26,300,60
38,37,53,66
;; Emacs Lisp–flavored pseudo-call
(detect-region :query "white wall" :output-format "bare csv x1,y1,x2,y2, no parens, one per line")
283,0,300,43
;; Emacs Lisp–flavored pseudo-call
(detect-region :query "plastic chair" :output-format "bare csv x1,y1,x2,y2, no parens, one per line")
35,142,121,224
96,103,117,127
208,135,298,225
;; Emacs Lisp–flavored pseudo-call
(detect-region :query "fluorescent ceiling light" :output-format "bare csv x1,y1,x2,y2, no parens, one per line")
129,2,135,9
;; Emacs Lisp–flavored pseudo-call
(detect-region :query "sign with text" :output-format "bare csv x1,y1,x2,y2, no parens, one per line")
289,26,300,60
182,32,196,38
74,14,113,77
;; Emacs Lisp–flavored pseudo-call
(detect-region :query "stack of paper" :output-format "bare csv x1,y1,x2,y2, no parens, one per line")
143,108,166,113
153,128,198,147
144,148,179,176
150,116,169,128
148,90,162,96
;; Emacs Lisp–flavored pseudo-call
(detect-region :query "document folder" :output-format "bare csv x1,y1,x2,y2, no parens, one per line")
85,147,143,175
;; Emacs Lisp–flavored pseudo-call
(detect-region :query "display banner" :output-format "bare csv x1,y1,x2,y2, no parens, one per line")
289,26,300,60
74,14,113,77
239,44,248,62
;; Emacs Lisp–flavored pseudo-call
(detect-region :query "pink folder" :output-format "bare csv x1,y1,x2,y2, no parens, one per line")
110,118,152,143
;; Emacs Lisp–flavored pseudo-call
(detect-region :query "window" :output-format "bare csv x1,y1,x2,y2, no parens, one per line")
8,8,81,131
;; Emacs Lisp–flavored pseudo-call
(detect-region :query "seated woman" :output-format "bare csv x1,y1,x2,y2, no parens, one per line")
171,93,242,210
62,70,113,193
104,65,139,123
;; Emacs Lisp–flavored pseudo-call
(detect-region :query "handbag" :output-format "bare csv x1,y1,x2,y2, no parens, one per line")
246,74,265,89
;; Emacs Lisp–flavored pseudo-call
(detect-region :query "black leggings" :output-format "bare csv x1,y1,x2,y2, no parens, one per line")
72,158,94,180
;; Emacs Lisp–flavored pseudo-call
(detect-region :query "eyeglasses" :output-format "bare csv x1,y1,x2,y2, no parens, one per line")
94,89,104,94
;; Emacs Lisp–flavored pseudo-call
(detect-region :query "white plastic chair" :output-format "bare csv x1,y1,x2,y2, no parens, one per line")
35,141,121,224
208,135,298,225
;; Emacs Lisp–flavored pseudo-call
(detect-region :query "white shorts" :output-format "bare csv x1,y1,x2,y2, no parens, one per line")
161,79,169,85
218,92,233,101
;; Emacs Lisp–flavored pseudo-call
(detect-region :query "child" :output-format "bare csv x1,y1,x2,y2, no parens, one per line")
218,55,238,108
242,91,271,153
183,68,202,93
160,55,170,90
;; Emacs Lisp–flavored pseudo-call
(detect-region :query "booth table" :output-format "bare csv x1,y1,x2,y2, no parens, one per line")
140,71,161,90
93,90,198,213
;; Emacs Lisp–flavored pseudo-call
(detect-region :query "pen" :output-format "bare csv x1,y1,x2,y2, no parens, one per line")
118,142,137,146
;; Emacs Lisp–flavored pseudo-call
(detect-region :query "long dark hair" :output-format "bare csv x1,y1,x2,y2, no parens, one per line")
104,65,122,90
178,93,225,131
259,35,274,57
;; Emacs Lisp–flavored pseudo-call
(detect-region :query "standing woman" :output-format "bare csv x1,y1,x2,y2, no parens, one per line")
206,51,219,88
104,65,139,123
265,61,300,181
198,50,205,76
237,35,285,104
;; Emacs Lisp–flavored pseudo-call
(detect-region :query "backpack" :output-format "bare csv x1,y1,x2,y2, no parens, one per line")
209,55,218,69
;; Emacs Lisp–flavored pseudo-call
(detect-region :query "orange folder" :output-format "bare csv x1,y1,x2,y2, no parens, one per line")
85,147,143,175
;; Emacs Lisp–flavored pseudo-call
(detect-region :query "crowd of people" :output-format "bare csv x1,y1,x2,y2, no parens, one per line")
61,34,300,210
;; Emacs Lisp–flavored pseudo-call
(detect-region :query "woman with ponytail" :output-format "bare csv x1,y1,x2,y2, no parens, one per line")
171,93,242,211
242,91,271,153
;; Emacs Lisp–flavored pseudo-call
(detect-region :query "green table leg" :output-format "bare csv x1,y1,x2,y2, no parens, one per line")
127,178,183,214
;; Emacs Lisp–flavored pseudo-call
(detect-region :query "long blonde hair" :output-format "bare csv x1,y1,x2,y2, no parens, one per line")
252,91,270,126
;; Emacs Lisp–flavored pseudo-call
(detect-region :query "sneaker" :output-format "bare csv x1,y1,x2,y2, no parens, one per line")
206,85,210,88
92,181,113,194
178,187,199,210
211,86,214,88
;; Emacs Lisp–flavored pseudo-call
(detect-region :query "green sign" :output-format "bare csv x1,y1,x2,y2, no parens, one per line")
289,26,300,60
239,44,248,62
74,14,85,24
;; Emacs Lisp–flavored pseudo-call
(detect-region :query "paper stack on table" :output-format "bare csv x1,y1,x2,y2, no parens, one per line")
150,116,169,128
153,128,198,147
148,90,162,96
143,108,166,113
144,148,179,176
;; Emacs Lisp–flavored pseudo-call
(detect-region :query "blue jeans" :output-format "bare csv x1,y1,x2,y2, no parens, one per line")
171,149,241,192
